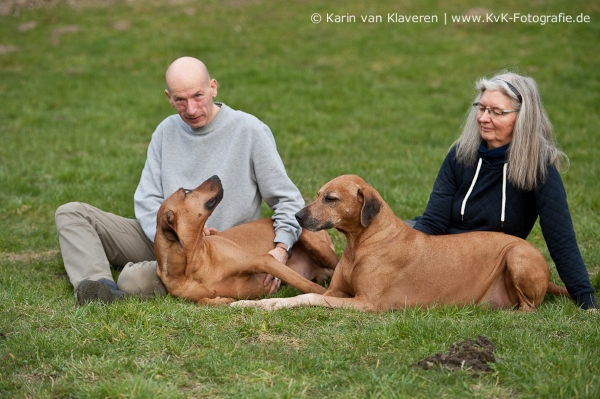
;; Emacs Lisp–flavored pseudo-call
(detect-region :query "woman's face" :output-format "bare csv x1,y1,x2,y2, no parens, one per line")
476,90,518,149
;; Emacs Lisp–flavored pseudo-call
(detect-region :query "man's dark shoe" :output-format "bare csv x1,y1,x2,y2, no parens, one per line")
76,279,125,305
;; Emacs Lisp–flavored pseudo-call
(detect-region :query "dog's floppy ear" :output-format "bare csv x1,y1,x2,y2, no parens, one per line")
358,187,382,227
159,210,182,247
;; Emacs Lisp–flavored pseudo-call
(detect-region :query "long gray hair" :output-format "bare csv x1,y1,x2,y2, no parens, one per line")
453,71,568,191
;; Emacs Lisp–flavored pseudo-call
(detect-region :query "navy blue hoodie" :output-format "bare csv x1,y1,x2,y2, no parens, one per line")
414,143,597,309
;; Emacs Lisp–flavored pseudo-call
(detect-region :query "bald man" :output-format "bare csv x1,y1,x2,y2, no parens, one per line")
55,57,305,304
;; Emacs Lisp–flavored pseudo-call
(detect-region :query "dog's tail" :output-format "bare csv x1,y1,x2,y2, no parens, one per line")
547,282,569,297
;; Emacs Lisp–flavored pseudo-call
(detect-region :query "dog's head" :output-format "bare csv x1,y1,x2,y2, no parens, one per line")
156,175,224,247
296,175,382,233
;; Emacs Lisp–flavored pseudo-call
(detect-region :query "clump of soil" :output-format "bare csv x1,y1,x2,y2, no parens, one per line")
414,335,496,374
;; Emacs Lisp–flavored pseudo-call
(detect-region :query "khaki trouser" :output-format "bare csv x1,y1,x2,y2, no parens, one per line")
55,202,166,298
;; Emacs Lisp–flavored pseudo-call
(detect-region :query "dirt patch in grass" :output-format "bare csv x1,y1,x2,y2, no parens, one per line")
414,336,496,375
0,249,60,263
0,45,19,54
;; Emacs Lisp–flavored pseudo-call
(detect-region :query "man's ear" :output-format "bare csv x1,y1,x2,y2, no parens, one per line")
210,78,218,98
358,187,382,227
164,89,174,107
160,210,182,247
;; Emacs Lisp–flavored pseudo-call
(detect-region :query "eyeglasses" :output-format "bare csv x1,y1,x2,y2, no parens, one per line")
473,102,519,118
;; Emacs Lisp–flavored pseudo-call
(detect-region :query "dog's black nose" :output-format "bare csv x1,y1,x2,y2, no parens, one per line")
295,209,305,223
209,175,220,181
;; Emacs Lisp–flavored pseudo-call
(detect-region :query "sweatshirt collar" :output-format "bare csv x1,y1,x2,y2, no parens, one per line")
478,142,509,166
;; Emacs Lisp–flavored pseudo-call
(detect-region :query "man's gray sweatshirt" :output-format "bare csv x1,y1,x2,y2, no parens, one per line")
134,103,304,249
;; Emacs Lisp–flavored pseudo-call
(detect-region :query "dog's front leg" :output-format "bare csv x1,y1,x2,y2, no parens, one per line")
231,293,372,311
232,293,323,310
298,231,339,270
250,255,326,294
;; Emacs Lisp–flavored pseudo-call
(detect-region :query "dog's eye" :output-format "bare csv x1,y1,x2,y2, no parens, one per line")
206,198,217,209
324,195,338,203
183,189,192,195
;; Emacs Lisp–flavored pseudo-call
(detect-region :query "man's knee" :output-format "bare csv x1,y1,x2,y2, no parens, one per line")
55,202,87,228
117,261,167,299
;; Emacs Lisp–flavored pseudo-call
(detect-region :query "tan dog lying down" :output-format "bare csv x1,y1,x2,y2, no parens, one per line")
233,174,569,312
154,175,338,305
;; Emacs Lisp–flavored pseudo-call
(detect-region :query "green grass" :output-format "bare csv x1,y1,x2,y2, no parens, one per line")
1,0,599,397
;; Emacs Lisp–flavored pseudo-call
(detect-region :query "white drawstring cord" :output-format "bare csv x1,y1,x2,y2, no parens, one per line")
461,158,482,221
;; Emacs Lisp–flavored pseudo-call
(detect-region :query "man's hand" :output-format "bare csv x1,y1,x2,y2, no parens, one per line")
269,246,289,264
203,226,217,236
263,246,289,294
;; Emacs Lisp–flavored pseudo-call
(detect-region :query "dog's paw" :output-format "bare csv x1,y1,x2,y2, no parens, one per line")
230,300,257,308
231,298,283,310
199,296,235,306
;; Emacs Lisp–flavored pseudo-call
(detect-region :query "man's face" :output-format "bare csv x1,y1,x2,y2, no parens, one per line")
165,78,218,128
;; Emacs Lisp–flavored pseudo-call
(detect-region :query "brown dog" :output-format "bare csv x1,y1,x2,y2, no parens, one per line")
232,174,569,312
154,175,338,305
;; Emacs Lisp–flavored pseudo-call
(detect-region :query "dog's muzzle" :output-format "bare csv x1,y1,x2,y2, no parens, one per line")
296,209,331,232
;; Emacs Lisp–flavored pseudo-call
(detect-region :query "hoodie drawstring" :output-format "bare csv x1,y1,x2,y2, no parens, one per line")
461,159,507,228
461,158,482,221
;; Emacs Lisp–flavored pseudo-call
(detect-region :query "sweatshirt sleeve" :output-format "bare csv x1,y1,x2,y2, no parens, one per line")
536,166,597,309
413,149,458,235
250,123,304,248
134,128,164,243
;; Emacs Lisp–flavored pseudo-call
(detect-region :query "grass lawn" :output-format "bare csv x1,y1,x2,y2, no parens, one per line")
1,0,599,397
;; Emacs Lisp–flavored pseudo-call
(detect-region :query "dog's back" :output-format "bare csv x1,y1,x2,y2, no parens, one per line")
214,218,276,255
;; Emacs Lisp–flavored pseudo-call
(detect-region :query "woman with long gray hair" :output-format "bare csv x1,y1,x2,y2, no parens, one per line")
412,71,597,310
